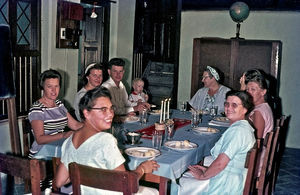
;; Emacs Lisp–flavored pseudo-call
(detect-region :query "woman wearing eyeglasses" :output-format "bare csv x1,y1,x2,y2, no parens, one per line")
179,91,255,195
188,66,230,114
56,86,159,195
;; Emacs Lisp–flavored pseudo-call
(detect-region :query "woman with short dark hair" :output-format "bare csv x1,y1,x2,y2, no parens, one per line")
28,69,82,159
56,86,159,195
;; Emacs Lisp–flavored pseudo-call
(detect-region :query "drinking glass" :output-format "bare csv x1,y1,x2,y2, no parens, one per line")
139,109,148,125
191,111,199,129
210,106,218,117
152,130,163,149
180,101,187,112
165,120,175,141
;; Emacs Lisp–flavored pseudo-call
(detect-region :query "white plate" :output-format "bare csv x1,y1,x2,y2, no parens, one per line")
213,117,230,122
193,127,219,134
149,110,160,115
125,147,160,158
124,116,140,123
164,141,197,151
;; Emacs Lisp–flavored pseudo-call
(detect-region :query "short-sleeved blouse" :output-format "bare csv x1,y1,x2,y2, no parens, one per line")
189,85,230,114
179,120,255,195
28,99,68,156
61,132,125,195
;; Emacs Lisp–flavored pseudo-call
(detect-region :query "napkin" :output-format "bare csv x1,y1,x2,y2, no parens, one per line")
136,118,191,139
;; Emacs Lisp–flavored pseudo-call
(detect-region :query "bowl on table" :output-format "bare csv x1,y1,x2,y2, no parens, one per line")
125,132,143,145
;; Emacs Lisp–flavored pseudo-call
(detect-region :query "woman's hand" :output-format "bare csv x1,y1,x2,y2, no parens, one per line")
62,131,74,139
188,165,207,180
240,74,246,91
139,160,160,174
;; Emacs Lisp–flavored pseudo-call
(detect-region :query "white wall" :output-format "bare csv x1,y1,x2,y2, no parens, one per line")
41,0,80,108
178,11,300,148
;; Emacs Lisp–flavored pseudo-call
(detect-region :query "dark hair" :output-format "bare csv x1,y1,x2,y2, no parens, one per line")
39,69,62,90
82,63,104,86
108,58,125,69
245,69,268,90
226,90,254,115
78,86,112,120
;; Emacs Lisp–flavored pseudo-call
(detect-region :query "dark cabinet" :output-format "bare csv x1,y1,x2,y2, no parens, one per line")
191,37,282,98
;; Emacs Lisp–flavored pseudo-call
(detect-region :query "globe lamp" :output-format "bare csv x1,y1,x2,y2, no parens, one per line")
229,2,250,39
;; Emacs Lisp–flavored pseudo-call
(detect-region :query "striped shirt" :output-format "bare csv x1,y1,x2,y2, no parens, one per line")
28,99,68,157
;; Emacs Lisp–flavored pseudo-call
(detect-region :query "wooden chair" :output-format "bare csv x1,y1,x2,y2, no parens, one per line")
21,116,33,157
243,139,262,195
255,131,274,195
69,162,139,195
270,116,288,193
53,157,169,195
0,153,46,195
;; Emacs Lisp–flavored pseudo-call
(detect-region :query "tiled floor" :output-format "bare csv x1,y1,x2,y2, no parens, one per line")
274,148,300,195
1,148,300,194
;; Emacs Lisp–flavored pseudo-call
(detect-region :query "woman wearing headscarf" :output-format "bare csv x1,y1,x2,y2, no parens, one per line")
189,66,231,114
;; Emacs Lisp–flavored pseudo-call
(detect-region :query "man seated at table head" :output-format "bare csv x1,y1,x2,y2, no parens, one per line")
188,66,230,114
102,58,150,115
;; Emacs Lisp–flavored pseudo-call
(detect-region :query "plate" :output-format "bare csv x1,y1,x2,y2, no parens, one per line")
213,117,230,122
193,127,219,134
164,141,197,151
124,116,140,123
125,147,160,158
149,109,161,115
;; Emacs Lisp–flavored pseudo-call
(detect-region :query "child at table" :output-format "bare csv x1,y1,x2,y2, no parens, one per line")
129,78,149,106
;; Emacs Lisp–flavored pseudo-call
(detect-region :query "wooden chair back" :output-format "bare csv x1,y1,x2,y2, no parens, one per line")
255,131,274,195
69,162,139,195
21,116,34,157
270,115,289,193
243,139,261,195
0,153,46,195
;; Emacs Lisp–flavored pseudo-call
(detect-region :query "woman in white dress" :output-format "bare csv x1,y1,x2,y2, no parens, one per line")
56,86,159,195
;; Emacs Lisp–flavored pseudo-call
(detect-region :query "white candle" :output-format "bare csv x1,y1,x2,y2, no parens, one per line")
160,100,163,123
163,99,167,121
167,98,170,119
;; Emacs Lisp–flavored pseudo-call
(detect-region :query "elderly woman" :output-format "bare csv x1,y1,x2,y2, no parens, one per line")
245,70,274,139
55,86,159,194
73,63,104,121
28,69,82,159
189,66,230,114
179,91,255,195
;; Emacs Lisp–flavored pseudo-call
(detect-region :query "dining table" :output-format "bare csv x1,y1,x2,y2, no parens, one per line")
118,109,229,195
32,109,229,194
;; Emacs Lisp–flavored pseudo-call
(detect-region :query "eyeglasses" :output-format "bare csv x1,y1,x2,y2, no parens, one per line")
88,105,116,113
224,102,242,109
202,76,210,80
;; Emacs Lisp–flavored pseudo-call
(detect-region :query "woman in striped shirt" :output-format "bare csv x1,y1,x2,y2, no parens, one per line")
28,69,83,159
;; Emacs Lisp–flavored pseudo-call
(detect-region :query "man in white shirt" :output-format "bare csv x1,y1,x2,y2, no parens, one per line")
102,58,149,115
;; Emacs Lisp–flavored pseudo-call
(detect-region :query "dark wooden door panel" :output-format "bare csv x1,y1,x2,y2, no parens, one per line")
191,37,281,98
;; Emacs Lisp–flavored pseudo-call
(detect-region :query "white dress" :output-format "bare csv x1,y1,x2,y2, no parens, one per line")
61,132,158,195
178,120,255,195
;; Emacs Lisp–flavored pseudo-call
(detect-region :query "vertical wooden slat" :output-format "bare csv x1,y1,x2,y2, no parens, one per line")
30,56,33,106
19,56,22,112
25,56,27,111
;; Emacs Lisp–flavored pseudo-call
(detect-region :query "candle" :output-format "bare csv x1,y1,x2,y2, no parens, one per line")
160,100,163,123
163,99,166,121
167,98,170,119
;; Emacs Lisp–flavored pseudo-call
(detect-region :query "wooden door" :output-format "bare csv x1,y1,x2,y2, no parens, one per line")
191,37,282,98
